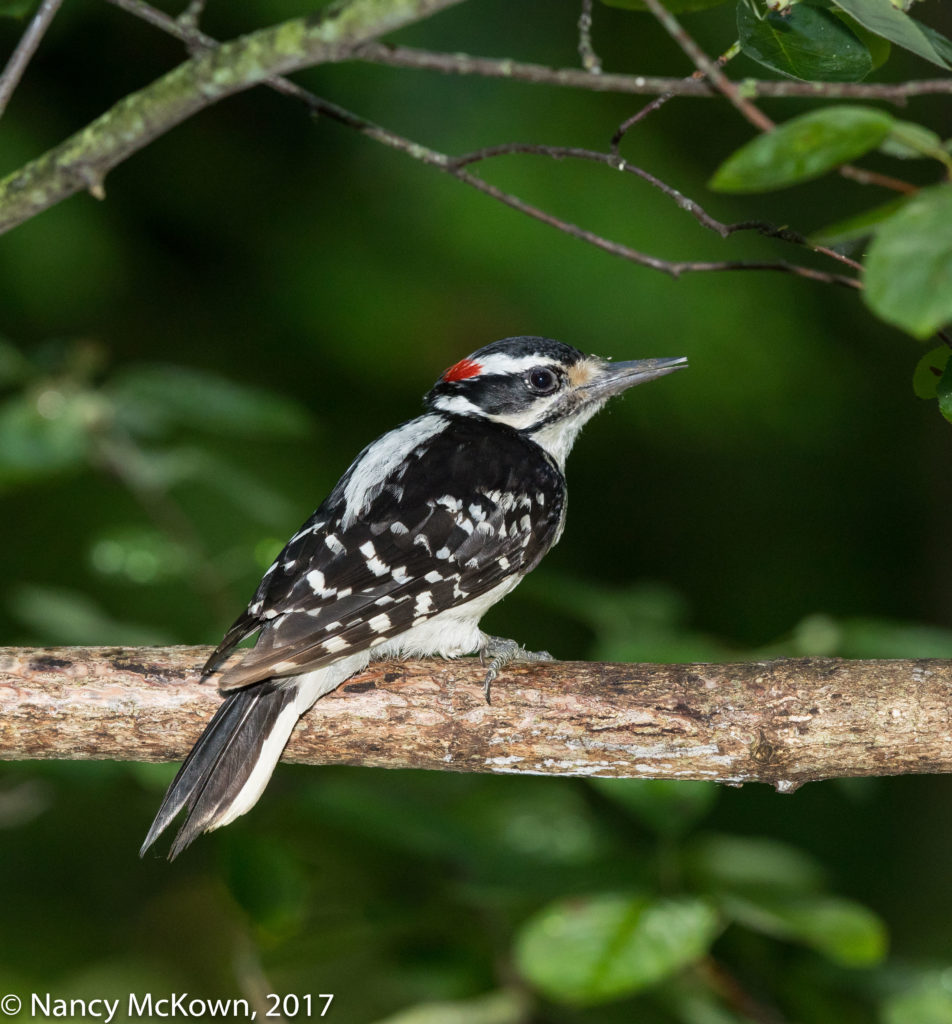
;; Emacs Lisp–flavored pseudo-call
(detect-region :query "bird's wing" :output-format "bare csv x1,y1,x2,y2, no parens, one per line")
208,419,565,691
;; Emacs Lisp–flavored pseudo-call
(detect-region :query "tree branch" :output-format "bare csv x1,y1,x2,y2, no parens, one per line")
353,44,952,102
0,0,64,120
3,647,950,790
0,0,464,235
96,0,860,287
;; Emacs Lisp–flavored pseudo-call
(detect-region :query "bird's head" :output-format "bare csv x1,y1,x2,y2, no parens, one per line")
425,336,687,468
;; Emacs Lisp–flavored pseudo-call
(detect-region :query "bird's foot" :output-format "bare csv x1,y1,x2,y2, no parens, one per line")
479,636,554,704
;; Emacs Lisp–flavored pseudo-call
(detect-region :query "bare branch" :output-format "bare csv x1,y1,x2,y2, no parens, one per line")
99,0,861,288
0,0,465,234
577,0,602,75
3,647,951,789
0,0,64,120
640,0,774,132
353,44,952,103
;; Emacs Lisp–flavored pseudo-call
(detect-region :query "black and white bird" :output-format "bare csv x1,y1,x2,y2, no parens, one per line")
141,336,686,857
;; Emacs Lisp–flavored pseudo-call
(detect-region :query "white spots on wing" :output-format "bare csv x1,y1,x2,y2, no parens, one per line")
435,547,452,560
324,635,351,653
306,569,326,593
369,612,391,633
323,620,343,632
282,559,297,571
414,533,432,554
389,521,409,535
337,587,352,598
391,565,411,584
520,514,532,532
498,556,510,570
536,492,545,506
468,503,486,522
476,521,494,536
360,540,390,576
325,533,346,556
261,608,279,619
457,518,474,535
374,594,394,606
414,591,433,616
437,495,462,512
425,570,443,583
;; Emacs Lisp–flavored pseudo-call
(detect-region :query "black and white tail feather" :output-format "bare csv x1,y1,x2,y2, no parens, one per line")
141,336,686,858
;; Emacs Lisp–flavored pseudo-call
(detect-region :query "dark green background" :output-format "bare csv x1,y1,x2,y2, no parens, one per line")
1,1,951,1021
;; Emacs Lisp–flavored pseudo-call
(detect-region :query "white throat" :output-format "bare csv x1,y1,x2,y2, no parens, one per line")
528,400,606,470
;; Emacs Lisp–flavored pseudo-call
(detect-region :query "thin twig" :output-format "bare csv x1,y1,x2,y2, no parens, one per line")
104,0,860,289
577,0,602,75
352,43,952,102
0,0,65,120
610,41,739,156
638,0,916,196
449,142,863,273
641,0,774,131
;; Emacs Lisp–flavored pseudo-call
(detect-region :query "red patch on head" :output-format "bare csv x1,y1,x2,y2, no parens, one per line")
442,358,482,383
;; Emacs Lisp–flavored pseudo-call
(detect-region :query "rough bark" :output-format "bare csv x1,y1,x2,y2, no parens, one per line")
0,0,463,235
1,647,950,790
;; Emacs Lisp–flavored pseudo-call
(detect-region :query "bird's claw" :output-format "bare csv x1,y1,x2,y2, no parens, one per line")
480,636,555,704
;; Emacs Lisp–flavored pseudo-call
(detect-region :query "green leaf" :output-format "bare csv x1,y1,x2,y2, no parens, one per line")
0,0,39,17
0,338,33,387
882,974,952,1024
828,0,952,69
709,106,894,193
809,196,909,246
0,390,94,484
686,834,826,896
724,894,887,966
109,365,312,439
880,121,952,167
370,989,530,1024
590,779,718,837
864,185,952,338
737,2,874,82
937,357,952,424
601,0,729,11
515,894,720,1004
912,347,950,400
8,584,170,645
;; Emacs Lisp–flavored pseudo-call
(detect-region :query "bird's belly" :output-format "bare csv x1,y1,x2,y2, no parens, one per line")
372,577,521,660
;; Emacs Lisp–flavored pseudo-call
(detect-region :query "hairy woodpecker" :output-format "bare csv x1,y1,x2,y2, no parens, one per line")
141,336,686,857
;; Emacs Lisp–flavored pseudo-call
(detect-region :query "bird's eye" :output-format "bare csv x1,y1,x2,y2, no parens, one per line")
525,367,560,395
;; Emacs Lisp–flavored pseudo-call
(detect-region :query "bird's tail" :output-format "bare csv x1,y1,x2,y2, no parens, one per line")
140,683,301,860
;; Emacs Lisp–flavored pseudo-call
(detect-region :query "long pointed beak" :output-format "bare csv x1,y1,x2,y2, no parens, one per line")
584,356,688,399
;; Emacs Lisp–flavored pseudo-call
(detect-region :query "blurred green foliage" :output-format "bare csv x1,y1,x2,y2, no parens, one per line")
1,0,952,1022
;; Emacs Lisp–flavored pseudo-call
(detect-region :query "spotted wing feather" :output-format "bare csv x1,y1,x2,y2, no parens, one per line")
209,415,565,692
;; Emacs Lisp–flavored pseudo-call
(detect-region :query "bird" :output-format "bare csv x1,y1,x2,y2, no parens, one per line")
141,336,687,858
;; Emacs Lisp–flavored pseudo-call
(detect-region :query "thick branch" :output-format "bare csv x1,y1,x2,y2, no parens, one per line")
0,0,463,235
2,647,950,790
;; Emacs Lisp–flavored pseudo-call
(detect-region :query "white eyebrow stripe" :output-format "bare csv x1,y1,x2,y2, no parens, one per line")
472,353,563,376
